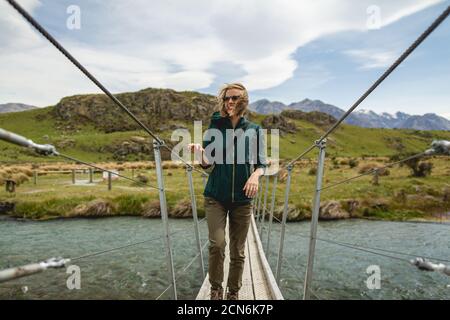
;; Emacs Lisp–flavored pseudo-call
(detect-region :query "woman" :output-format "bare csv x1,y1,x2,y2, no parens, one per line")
188,83,267,300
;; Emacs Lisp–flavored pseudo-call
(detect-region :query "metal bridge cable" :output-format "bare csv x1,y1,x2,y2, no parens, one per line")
7,0,206,175
281,257,324,300
293,231,450,263
313,237,408,262
57,152,161,191
285,144,317,169
177,241,209,277
271,215,447,263
282,5,450,169
155,242,207,301
161,144,208,176
156,284,173,300
320,151,426,192
6,0,162,144
316,5,450,143
318,237,450,264
71,233,175,262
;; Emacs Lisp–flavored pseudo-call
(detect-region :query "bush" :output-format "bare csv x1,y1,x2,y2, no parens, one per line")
308,167,317,175
135,174,149,184
348,158,359,168
404,157,433,177
358,164,390,176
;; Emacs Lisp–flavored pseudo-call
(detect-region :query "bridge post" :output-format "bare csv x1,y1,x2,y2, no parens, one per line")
153,140,177,300
275,164,293,284
255,176,263,223
259,174,270,236
303,139,327,300
266,174,278,254
186,165,205,279
201,173,207,189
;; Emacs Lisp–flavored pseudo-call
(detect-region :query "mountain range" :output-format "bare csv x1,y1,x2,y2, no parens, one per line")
1,96,449,131
249,99,450,131
0,103,37,113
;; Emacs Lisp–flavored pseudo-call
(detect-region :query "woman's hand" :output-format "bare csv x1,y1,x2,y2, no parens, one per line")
243,173,260,198
187,143,208,166
187,143,204,154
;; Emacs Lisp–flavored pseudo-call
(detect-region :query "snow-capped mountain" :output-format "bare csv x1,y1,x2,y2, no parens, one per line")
249,99,450,130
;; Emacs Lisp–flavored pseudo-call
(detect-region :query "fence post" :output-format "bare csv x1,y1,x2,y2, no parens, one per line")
72,169,75,184
33,171,37,185
259,174,270,236
186,165,205,279
201,173,207,189
107,172,112,190
372,168,379,186
89,168,93,183
275,164,293,284
303,139,327,300
153,140,177,300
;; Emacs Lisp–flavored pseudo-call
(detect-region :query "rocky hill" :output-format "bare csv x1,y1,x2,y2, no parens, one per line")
53,88,219,132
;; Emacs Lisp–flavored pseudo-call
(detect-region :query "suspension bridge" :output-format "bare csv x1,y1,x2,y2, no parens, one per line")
0,0,449,300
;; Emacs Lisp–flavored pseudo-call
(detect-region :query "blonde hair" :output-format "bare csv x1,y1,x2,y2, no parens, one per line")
217,83,249,117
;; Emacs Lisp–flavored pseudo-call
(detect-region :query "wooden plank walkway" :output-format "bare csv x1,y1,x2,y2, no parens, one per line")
196,214,283,300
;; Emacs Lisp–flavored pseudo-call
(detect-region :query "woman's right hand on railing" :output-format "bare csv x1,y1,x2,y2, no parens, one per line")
187,143,204,154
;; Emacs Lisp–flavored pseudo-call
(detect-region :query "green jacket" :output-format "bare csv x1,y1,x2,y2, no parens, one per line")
202,111,268,204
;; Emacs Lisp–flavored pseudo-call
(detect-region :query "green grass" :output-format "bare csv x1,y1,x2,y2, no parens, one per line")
1,107,449,221
1,157,448,221
1,106,450,163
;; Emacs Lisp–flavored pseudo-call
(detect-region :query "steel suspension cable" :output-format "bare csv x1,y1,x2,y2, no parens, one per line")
156,240,208,300
281,256,324,300
282,5,450,169
320,151,427,192
271,215,448,263
7,0,210,176
6,0,163,144
317,5,450,143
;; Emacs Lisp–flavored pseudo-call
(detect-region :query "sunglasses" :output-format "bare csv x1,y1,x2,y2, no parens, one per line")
223,95,241,102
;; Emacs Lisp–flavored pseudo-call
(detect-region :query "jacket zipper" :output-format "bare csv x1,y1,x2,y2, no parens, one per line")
232,129,235,203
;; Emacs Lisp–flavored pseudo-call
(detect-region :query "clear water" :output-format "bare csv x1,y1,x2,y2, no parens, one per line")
0,216,449,300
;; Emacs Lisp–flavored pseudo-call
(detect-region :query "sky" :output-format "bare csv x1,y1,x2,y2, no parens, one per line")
1,0,449,118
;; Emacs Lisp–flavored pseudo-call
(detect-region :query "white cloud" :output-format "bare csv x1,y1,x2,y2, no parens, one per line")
344,49,399,69
0,0,444,106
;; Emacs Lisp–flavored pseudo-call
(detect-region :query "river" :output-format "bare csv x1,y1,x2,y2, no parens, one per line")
0,217,449,300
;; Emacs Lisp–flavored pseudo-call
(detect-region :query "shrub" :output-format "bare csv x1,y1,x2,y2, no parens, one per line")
135,174,149,184
348,158,359,168
71,199,117,217
358,164,390,176
404,157,433,177
308,167,317,175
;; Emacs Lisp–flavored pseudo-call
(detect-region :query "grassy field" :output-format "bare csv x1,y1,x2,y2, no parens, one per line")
1,107,449,221
0,156,448,221
1,107,450,163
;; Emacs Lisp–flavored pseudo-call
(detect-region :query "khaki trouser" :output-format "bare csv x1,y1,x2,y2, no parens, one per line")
204,196,253,293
